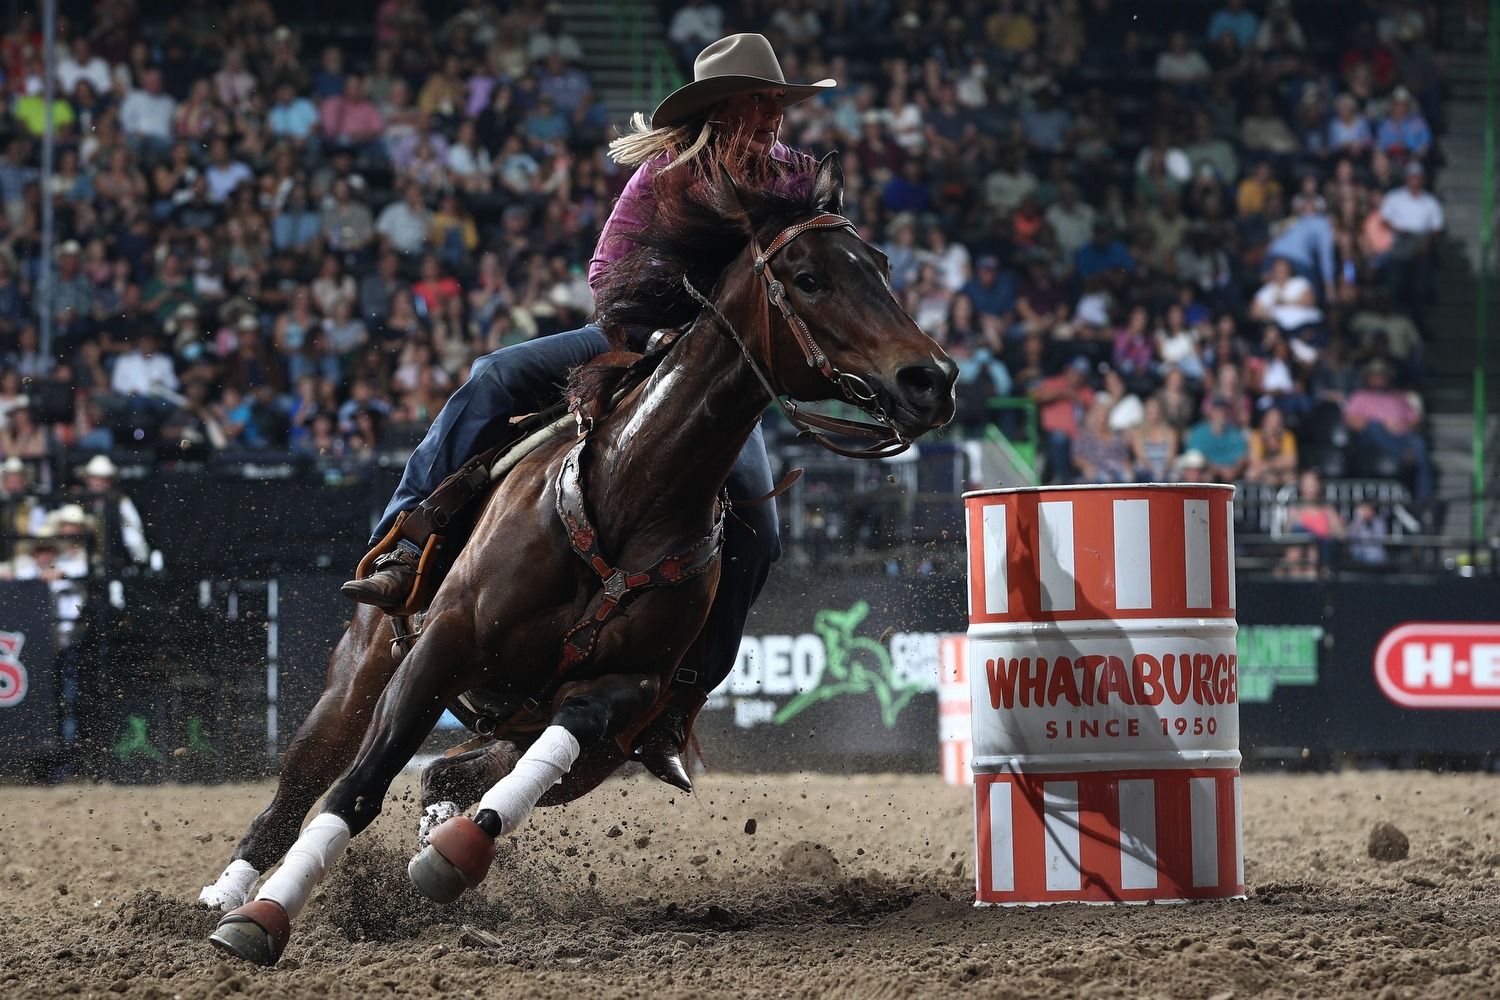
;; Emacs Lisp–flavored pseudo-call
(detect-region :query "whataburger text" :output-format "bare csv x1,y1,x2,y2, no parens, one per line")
984,652,1240,710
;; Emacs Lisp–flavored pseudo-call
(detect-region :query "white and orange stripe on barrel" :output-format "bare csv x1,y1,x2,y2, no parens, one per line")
963,484,1244,906
937,635,972,786
965,486,1237,625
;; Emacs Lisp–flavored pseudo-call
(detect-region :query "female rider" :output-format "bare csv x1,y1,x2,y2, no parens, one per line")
341,34,835,786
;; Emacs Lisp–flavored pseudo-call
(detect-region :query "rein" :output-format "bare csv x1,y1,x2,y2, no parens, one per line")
682,212,913,461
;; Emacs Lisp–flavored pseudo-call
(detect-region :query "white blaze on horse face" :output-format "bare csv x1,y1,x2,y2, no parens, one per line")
198,858,260,911
254,812,351,920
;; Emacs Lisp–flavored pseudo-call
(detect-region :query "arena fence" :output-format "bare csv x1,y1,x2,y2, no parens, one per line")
2,569,1497,782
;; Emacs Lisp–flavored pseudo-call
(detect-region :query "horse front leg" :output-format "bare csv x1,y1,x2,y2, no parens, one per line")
407,672,661,904
199,609,398,911
208,611,478,966
417,739,523,846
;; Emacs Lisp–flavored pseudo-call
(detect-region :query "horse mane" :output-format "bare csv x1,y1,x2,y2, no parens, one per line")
565,349,649,426
591,160,818,349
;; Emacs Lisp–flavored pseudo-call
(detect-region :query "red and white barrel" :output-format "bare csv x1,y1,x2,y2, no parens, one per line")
963,484,1244,905
937,634,972,785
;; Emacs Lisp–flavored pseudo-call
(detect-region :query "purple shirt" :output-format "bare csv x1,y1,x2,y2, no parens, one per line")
588,141,817,294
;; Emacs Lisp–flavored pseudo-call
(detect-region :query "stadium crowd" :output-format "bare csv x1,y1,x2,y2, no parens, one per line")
0,0,1448,580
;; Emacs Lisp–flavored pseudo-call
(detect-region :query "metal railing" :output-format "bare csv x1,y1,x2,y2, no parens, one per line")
611,2,683,111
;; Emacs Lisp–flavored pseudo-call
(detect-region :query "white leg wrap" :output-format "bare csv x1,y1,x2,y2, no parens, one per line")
418,800,461,847
198,859,260,911
476,725,580,835
254,813,351,920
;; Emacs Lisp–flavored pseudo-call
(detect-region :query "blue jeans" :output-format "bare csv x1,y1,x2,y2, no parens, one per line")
1358,422,1434,499
375,324,782,690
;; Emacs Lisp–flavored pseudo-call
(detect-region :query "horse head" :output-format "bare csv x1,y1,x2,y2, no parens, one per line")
725,153,958,446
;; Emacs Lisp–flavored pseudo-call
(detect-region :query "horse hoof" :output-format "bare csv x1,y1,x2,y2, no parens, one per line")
408,816,495,903
418,800,462,848
208,900,290,967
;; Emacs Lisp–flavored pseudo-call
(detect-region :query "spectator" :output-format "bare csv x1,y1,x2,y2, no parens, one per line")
49,241,94,341
1270,192,1339,299
1031,356,1096,482
1327,93,1373,158
71,458,151,572
214,47,258,111
1074,222,1135,285
1156,31,1211,87
1375,86,1432,163
359,250,406,325
1131,396,1180,481
527,10,585,64
311,256,358,318
1236,159,1283,218
668,1,724,66
204,137,253,203
269,82,320,144
1251,257,1324,337
322,177,376,256
322,75,387,154
1073,399,1134,483
1240,93,1299,166
1280,468,1344,578
119,68,177,151
1343,359,1433,497
0,405,52,459
1207,0,1259,50
1346,501,1390,568
961,255,1017,326
58,37,112,95
1378,162,1443,312
312,45,348,101
1246,406,1298,486
1045,181,1096,261
108,330,179,414
376,183,433,256
1185,397,1249,481
12,78,76,139
273,182,322,252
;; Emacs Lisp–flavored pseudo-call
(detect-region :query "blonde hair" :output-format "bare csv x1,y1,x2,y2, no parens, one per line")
608,112,715,171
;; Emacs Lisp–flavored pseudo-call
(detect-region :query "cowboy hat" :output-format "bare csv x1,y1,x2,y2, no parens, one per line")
2,456,25,475
82,454,119,479
650,33,835,128
47,503,95,534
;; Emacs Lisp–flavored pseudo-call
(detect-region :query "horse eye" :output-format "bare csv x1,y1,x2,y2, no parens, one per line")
794,273,820,293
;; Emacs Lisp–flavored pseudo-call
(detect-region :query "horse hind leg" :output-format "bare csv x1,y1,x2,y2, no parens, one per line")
408,673,660,904
417,739,523,846
199,610,398,912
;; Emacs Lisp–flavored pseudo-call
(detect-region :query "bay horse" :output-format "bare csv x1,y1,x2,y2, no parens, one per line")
199,153,957,966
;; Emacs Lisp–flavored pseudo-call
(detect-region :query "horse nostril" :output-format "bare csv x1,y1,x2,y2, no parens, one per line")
896,363,944,403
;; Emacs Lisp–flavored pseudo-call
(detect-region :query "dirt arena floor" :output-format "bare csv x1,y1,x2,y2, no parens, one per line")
1,769,1498,999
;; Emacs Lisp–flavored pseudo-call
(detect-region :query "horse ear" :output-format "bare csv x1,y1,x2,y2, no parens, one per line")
810,152,845,215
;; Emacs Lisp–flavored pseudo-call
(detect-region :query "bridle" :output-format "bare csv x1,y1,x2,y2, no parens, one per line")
683,212,914,460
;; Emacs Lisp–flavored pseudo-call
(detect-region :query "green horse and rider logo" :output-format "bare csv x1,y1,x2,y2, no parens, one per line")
731,601,930,729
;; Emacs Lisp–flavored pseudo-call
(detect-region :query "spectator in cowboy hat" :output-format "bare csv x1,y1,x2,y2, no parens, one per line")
1,454,47,545
76,455,151,569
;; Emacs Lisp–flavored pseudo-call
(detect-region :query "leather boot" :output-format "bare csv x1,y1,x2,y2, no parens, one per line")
631,687,707,793
341,539,422,610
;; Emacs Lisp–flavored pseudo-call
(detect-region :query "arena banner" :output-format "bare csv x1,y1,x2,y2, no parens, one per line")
226,571,1500,772
694,573,967,772
0,581,59,772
